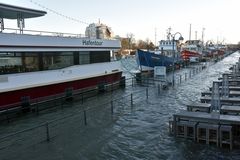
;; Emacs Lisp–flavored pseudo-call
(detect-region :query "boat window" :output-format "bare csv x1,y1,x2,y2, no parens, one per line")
79,51,90,65
90,51,110,63
43,52,74,70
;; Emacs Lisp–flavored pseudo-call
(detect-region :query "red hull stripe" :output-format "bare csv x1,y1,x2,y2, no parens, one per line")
0,72,122,109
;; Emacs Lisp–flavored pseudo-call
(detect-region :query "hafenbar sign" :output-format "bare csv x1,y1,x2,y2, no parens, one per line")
82,40,103,46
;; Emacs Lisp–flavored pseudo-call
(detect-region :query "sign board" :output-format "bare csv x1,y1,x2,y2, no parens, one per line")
154,66,166,77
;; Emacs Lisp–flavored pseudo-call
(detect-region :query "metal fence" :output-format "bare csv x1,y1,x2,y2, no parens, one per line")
0,63,208,158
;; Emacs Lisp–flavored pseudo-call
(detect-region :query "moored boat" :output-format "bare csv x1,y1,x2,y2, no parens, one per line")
181,40,203,62
0,3,123,110
136,49,178,72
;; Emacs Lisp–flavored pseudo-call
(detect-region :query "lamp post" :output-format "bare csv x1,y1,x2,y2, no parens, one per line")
171,32,184,86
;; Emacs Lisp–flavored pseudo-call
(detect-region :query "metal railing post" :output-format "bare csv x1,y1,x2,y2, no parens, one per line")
46,122,50,141
158,84,160,95
84,110,87,125
131,93,133,107
132,77,134,87
81,93,84,104
111,100,113,115
146,87,148,100
36,103,39,115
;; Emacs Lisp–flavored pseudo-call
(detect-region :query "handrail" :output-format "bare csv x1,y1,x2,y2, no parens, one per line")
2,27,85,38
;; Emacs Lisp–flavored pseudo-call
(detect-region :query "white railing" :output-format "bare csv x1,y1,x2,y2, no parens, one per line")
2,28,86,38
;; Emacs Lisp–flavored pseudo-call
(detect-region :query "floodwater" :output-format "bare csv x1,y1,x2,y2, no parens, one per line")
0,51,240,160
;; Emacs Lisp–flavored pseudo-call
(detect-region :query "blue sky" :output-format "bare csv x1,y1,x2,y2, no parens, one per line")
0,0,239,44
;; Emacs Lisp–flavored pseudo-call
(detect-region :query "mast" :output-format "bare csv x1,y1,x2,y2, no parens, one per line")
155,27,157,47
167,27,171,40
202,27,205,45
195,31,197,40
189,24,191,41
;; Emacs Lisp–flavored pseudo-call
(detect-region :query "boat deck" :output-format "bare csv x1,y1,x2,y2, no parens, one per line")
0,62,121,93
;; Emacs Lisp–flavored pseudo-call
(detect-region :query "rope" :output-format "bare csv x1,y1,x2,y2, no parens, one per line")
29,0,89,25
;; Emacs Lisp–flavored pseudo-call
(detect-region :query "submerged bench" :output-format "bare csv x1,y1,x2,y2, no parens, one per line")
187,103,211,113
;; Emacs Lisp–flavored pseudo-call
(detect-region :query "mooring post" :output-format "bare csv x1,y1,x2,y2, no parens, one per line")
46,122,50,141
131,93,133,107
185,73,187,81
189,70,191,78
111,100,113,115
158,83,160,95
84,110,87,125
180,75,182,84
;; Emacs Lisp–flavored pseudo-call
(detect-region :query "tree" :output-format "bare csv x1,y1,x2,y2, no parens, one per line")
137,39,147,49
121,38,129,49
136,39,155,50
126,33,135,49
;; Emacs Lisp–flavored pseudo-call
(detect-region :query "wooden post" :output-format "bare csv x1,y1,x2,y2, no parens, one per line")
180,75,182,84
185,73,187,81
158,84,160,95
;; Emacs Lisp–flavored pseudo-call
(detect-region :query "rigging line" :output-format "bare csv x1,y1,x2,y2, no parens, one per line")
29,0,89,25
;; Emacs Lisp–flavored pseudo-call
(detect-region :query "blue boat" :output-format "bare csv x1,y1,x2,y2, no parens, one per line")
136,49,179,71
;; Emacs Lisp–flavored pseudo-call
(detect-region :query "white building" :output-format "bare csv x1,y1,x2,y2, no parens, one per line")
85,23,113,39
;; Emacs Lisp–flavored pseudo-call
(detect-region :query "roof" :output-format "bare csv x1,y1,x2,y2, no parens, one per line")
0,3,46,19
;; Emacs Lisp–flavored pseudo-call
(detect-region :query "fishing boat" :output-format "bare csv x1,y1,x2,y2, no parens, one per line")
0,3,123,110
136,49,178,72
181,40,203,62
136,31,183,72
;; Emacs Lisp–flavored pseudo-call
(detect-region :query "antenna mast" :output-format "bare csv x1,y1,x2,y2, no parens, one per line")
189,24,191,40
195,31,197,40
155,27,157,47
202,27,205,44
167,27,171,40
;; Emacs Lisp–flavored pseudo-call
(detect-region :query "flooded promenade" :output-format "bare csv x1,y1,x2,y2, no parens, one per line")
0,51,240,160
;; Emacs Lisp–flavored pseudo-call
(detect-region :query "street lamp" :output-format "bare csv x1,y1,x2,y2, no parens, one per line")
171,32,184,86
